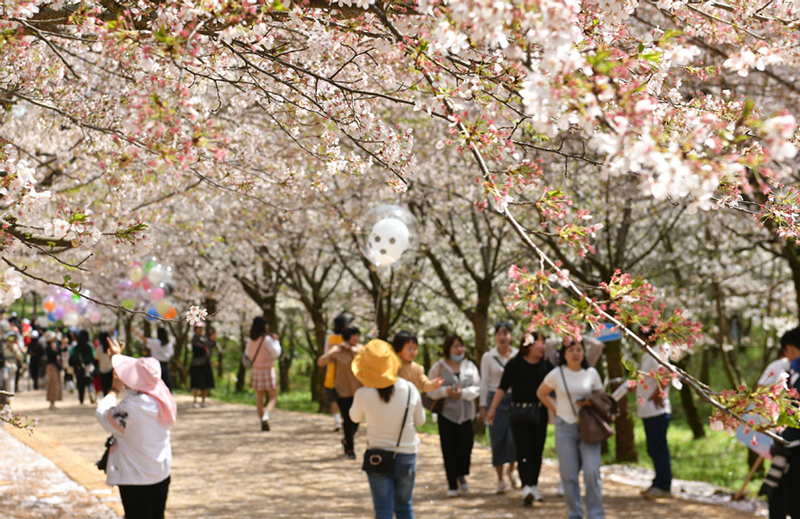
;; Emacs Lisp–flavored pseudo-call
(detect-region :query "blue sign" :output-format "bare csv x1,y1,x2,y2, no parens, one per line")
594,322,622,343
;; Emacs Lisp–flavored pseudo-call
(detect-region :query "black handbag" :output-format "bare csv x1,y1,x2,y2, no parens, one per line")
96,436,117,472
509,401,541,424
363,381,411,475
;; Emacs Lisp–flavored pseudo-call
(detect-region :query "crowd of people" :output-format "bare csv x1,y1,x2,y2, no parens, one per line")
4,306,800,519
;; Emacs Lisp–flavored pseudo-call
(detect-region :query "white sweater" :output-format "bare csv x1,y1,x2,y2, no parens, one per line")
96,392,172,486
479,346,518,407
350,380,426,455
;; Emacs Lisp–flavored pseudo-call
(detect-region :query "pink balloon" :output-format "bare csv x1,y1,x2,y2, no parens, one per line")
89,311,101,324
151,287,165,300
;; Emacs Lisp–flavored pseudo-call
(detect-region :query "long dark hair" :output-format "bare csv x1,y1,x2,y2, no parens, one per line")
558,337,589,369
98,331,111,352
250,316,267,340
377,385,395,403
76,329,92,355
442,334,464,358
518,331,543,358
391,330,417,354
157,327,169,346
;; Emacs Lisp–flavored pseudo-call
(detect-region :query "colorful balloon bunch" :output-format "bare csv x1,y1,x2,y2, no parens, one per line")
118,258,178,321
43,287,102,326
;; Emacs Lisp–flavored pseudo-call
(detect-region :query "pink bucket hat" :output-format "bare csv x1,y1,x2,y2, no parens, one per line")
112,355,177,425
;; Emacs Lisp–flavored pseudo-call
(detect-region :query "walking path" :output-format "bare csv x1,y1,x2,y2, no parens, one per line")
2,389,766,518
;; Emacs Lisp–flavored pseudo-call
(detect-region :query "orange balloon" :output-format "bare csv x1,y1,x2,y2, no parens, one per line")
164,307,178,320
44,298,56,312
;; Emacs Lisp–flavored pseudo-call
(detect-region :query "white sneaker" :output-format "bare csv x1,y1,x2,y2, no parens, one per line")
193,402,200,408
446,489,458,498
531,485,543,502
508,471,522,489
496,480,508,494
458,476,469,493
557,481,565,496
522,486,534,507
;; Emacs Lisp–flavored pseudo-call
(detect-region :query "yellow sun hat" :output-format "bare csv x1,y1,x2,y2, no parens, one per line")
351,339,401,389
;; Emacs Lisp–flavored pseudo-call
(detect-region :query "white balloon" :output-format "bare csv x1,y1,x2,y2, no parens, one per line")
63,311,80,327
368,218,410,267
148,265,166,284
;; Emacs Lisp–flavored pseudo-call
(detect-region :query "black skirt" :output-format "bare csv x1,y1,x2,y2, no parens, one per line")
190,362,215,389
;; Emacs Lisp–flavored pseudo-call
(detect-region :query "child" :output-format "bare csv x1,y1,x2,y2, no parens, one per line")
392,330,444,392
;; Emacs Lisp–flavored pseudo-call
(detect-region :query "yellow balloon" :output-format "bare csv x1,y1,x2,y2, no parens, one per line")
129,266,144,283
156,300,171,316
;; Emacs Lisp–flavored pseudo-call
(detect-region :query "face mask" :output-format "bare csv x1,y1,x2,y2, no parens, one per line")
450,353,465,362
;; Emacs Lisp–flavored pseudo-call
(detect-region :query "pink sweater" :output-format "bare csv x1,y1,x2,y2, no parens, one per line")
246,336,282,370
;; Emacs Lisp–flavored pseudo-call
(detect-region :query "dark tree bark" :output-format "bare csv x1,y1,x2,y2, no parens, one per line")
607,339,637,462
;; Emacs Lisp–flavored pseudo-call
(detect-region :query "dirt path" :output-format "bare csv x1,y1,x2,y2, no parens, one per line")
3,389,765,518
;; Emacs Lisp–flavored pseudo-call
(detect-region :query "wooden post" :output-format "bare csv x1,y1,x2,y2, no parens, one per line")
733,456,764,500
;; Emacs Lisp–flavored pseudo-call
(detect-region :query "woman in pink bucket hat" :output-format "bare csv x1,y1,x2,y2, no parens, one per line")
96,337,177,519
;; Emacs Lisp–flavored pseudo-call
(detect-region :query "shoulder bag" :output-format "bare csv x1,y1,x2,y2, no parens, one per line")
421,363,444,414
560,367,616,444
363,381,411,475
242,337,265,369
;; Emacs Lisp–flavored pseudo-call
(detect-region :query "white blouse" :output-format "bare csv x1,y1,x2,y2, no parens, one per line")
96,392,172,486
479,346,518,407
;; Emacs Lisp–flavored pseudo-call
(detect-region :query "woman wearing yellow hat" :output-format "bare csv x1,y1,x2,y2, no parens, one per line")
350,339,426,519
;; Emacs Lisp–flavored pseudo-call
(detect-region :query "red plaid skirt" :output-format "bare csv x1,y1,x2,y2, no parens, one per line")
250,367,277,391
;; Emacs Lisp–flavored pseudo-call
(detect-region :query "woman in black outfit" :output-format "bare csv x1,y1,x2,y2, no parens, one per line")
487,331,552,506
190,322,215,407
69,330,97,404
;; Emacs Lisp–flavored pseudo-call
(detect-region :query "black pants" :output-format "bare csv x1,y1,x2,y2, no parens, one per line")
337,396,359,454
438,414,474,490
510,412,548,487
100,371,114,395
119,476,170,519
29,357,40,389
159,362,172,391
76,375,92,404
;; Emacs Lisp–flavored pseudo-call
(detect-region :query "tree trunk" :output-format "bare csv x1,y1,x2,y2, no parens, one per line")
235,317,247,393
607,339,637,462
675,358,705,439
278,323,293,393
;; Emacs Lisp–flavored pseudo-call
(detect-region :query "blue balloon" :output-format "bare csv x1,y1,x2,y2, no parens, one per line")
47,312,57,322
146,308,159,321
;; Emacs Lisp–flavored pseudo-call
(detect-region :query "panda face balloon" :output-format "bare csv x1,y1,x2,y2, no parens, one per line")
368,218,410,267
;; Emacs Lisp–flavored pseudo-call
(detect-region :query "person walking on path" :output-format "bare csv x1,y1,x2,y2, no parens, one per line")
134,327,175,391
426,334,480,497
245,316,282,431
96,336,177,519
190,322,215,408
488,331,552,506
393,330,443,393
324,312,355,431
317,325,362,459
44,331,62,410
96,331,114,396
479,321,520,493
537,337,605,519
350,339,426,519
69,330,97,405
637,341,673,500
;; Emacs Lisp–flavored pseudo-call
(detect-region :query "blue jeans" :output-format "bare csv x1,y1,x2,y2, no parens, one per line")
366,453,416,519
642,413,672,491
555,418,604,519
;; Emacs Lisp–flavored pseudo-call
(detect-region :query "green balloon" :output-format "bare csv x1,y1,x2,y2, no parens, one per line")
72,293,81,302
145,260,157,273
121,298,135,310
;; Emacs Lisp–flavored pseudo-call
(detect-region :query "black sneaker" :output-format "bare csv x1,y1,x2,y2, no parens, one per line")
346,451,356,460
261,419,270,432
